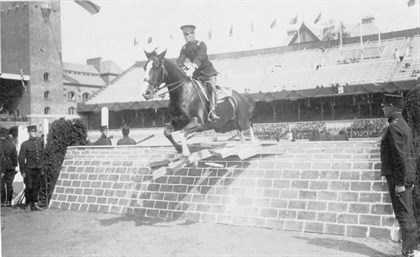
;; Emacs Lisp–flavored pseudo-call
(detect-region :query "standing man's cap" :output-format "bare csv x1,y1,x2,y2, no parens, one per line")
122,124,130,135
100,125,108,131
381,94,404,109
180,25,196,35
27,125,37,132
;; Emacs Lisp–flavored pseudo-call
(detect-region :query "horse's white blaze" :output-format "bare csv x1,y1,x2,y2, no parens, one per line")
143,60,153,81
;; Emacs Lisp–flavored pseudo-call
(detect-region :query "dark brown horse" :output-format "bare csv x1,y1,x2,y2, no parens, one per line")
142,49,255,156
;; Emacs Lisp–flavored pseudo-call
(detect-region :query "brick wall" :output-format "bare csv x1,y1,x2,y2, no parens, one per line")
49,141,399,240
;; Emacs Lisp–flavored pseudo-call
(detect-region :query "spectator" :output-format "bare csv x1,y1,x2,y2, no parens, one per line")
117,125,137,145
93,126,112,146
380,94,418,257
1,130,18,207
18,126,44,212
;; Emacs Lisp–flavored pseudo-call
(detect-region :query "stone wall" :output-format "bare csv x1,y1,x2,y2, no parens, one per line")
49,141,399,240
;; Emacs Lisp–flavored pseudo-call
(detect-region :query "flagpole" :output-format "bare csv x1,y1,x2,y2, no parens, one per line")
339,21,343,51
359,22,363,50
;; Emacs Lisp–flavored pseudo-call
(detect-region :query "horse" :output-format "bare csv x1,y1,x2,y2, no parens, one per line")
142,49,256,156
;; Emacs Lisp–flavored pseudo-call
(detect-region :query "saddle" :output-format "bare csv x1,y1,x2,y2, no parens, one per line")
193,78,232,103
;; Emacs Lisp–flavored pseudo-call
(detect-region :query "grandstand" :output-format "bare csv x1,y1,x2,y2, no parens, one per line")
78,26,420,133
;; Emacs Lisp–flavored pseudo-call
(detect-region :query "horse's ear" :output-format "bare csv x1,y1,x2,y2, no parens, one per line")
157,50,167,59
144,50,154,59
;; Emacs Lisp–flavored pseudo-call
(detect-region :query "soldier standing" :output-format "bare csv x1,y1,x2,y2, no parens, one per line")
19,125,44,211
93,125,112,145
1,130,18,207
380,94,418,257
177,24,220,121
117,124,136,145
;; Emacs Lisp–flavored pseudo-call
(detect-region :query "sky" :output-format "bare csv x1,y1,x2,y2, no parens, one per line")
61,0,420,70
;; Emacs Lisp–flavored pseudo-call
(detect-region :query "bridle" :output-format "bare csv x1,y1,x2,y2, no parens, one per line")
144,61,186,98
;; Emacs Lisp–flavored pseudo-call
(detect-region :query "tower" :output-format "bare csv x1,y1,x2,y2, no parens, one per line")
1,1,64,126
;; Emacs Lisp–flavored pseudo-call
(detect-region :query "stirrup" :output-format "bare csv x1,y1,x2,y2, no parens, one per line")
209,110,220,121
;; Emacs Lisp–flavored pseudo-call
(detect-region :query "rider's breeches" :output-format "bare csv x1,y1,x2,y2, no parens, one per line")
200,75,217,109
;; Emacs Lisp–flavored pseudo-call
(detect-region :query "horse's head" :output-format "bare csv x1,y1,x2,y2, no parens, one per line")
142,49,167,100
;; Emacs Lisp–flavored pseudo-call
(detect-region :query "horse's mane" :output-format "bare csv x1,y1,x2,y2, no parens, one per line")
163,58,187,78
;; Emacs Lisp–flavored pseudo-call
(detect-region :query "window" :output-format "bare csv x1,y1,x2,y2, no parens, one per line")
44,107,51,115
68,91,76,101
44,91,50,100
68,107,76,115
82,92,89,101
43,72,50,81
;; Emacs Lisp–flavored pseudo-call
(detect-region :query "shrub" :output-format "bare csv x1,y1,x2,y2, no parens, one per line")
402,84,420,228
41,118,88,205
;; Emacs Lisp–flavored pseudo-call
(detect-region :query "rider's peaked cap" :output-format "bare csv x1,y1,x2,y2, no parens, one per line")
180,25,196,34
381,94,404,109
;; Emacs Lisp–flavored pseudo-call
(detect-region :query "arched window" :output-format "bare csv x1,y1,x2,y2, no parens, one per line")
82,92,89,101
44,107,51,115
68,107,76,115
43,72,50,82
44,91,50,100
68,91,76,101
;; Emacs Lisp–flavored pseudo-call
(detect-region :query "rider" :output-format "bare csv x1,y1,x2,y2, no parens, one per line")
177,24,220,121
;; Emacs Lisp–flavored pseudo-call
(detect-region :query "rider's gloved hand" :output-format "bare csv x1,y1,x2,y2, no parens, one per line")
186,63,197,78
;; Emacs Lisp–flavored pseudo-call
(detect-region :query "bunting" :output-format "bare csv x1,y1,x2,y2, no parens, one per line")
74,1,101,15
289,15,298,25
147,37,153,44
314,12,322,24
408,0,416,6
270,18,277,29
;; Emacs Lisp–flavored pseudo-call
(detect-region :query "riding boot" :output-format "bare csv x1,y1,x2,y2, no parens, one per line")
209,90,220,121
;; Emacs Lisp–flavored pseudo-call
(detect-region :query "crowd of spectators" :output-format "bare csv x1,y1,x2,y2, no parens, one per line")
346,118,387,138
0,113,28,122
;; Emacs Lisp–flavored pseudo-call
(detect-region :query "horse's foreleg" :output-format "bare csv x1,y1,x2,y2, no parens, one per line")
164,124,182,153
239,131,245,143
180,117,204,157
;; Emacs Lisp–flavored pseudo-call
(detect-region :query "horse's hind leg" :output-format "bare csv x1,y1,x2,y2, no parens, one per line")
164,124,182,153
249,125,256,143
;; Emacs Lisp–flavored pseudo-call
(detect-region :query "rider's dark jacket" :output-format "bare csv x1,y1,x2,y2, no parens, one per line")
176,40,217,78
380,113,416,186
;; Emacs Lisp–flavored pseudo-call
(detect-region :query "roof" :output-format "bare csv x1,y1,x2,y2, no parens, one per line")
102,61,124,75
82,62,146,104
63,73,106,87
63,62,99,74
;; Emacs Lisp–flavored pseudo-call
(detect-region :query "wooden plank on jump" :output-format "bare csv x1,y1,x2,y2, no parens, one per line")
204,162,225,168
153,167,168,180
235,147,257,160
149,159,171,168
168,159,188,173
212,146,238,159
187,149,213,162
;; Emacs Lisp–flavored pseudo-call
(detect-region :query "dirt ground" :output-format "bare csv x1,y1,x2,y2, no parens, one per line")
1,205,401,257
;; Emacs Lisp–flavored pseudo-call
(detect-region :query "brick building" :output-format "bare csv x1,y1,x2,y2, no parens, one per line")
0,1,122,128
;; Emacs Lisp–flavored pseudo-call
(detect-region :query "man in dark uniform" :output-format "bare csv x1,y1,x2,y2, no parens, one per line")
117,124,136,145
1,130,18,207
380,94,418,257
177,24,220,121
93,125,112,145
19,125,44,211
